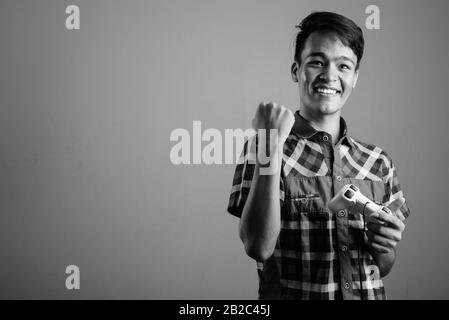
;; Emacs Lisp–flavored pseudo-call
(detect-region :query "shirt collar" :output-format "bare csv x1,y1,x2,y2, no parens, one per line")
291,110,354,149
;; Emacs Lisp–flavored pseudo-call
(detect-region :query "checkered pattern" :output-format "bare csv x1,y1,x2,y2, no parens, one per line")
227,111,410,300
283,138,329,177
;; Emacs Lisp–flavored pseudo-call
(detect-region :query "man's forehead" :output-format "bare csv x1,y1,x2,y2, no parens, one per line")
301,31,357,62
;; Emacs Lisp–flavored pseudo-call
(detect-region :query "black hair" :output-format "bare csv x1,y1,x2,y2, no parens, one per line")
294,11,364,70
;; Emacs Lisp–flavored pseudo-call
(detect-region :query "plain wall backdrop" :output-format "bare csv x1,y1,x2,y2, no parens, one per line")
0,0,448,299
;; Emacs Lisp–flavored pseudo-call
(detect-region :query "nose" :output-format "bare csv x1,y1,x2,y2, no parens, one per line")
319,64,338,82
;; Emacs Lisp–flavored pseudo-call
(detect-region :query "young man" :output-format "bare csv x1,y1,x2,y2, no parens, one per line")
227,11,410,300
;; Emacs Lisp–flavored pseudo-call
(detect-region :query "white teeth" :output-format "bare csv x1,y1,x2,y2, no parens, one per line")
316,88,338,95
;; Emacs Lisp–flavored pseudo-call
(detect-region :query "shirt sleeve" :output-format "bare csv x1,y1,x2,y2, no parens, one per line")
383,157,411,221
226,135,285,218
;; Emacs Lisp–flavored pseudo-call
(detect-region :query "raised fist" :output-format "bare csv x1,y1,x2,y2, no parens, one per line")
252,102,295,145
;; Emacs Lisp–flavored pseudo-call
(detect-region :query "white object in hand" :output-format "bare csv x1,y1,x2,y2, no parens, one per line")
328,184,389,216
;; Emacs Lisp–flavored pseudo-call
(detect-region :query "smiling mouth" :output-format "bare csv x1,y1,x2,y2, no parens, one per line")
313,86,341,96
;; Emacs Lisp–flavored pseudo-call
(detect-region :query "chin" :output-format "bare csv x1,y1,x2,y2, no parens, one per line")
313,103,342,115
301,96,343,116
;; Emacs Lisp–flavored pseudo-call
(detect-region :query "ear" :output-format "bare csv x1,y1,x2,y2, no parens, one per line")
352,69,359,89
291,62,298,83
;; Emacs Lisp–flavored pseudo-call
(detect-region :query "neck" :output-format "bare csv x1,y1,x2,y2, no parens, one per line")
299,108,341,145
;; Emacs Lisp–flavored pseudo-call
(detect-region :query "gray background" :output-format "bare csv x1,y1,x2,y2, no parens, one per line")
0,0,448,299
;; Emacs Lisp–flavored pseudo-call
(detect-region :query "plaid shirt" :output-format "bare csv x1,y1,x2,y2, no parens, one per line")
227,111,410,300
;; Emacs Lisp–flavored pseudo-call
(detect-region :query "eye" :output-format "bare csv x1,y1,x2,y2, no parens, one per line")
340,64,351,70
309,60,324,67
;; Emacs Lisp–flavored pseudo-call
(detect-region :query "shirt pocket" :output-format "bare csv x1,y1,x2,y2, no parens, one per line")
282,193,334,254
282,175,333,216
279,176,334,252
285,194,326,213
283,190,330,225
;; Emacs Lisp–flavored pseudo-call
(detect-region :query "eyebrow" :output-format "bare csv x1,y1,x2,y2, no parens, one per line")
306,52,356,65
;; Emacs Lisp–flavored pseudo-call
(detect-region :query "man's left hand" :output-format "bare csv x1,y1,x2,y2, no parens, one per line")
366,197,406,254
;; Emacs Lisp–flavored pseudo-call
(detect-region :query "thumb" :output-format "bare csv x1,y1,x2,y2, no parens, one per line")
387,197,406,221
387,197,405,213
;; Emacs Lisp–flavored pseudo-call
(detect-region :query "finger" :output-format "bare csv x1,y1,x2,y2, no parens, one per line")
367,226,401,242
376,211,405,231
266,101,275,109
394,209,406,222
366,230,396,249
367,213,386,225
376,209,397,224
387,197,406,213
366,229,392,246
369,242,392,254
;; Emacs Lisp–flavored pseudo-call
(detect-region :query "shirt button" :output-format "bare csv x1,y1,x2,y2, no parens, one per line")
341,245,348,252
336,176,342,182
344,282,350,290
338,210,346,217
323,135,329,142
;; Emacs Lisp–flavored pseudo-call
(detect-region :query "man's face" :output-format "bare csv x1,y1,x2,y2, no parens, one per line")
292,31,359,117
